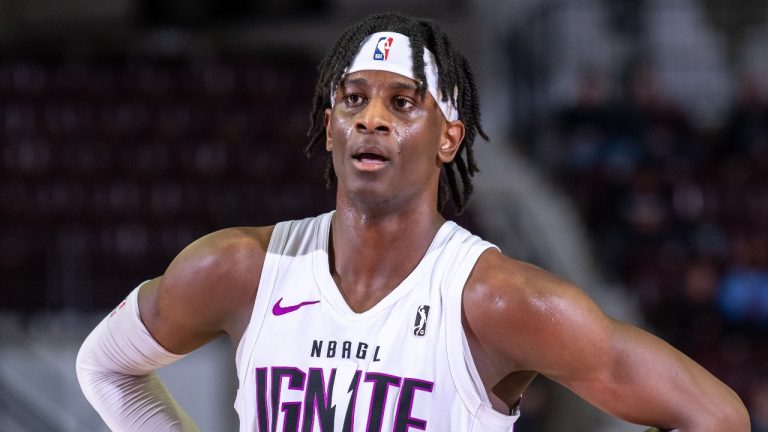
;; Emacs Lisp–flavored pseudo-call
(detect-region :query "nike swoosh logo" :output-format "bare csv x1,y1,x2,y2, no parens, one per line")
272,298,320,316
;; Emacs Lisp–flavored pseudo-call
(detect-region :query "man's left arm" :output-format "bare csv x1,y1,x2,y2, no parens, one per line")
465,251,750,431
560,317,748,431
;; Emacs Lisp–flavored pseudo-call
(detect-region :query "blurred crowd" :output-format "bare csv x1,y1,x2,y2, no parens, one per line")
542,69,768,430
0,51,332,312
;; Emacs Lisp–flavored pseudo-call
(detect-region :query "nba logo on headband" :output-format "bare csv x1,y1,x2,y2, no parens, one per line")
373,36,393,61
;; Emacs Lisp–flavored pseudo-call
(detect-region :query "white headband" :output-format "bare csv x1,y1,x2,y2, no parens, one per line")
331,31,459,122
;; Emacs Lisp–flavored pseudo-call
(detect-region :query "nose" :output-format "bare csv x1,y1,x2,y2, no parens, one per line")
355,97,391,135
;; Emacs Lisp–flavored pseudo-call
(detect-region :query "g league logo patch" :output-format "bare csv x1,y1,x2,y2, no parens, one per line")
413,305,430,336
373,36,393,61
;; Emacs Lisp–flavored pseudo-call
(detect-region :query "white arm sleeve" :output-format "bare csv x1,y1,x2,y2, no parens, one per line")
76,284,200,431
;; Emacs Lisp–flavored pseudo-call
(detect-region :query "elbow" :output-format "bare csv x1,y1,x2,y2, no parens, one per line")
720,387,751,432
75,344,85,383
75,335,90,376
671,389,751,432
725,397,751,432
700,393,751,432
75,334,100,403
75,324,120,404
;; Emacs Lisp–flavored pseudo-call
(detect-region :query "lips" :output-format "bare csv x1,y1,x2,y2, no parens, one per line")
353,152,389,163
351,145,390,171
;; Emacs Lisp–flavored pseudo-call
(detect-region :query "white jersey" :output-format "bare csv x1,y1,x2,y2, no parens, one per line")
234,211,519,431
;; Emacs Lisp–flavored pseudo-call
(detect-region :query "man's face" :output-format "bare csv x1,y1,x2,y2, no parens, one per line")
324,70,464,211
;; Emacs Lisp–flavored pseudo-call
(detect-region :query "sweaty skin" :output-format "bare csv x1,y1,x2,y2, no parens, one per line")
139,70,750,431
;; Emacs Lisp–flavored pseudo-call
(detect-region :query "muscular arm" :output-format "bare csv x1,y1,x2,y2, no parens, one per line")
464,250,750,431
76,226,272,430
139,226,273,353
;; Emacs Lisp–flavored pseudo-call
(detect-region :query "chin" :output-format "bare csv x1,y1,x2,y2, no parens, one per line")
344,188,395,209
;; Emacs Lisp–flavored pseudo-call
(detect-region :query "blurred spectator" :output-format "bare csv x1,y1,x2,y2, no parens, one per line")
719,232,768,327
724,75,768,161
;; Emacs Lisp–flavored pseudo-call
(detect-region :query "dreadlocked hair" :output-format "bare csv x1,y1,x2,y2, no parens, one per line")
305,12,488,214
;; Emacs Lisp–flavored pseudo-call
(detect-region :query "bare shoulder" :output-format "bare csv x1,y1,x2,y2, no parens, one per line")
463,249,612,373
166,226,274,284
463,249,591,325
140,225,274,353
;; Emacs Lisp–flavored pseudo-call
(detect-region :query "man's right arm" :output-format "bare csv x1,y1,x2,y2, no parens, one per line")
75,226,272,430
138,226,273,353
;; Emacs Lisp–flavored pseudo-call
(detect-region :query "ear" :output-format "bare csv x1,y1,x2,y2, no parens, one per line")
437,119,465,164
324,108,333,151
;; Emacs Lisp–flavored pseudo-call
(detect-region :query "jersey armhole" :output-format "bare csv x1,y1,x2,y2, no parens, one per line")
444,244,520,429
234,220,293,377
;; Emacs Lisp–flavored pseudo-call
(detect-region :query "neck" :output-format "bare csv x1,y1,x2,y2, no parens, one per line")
329,199,445,312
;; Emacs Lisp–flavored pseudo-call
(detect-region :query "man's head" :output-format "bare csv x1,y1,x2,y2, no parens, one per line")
306,12,487,213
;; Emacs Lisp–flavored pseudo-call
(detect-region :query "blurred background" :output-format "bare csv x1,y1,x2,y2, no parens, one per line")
1,0,767,430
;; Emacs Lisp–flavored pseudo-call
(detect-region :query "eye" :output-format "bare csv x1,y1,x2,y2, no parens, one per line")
393,96,415,110
343,94,365,107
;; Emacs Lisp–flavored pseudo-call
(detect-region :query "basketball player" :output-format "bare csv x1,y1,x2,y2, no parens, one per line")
76,13,750,431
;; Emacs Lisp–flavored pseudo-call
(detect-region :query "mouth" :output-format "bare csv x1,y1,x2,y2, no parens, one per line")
353,152,389,163
351,149,390,171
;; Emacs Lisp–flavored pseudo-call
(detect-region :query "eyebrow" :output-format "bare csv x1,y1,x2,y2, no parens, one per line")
341,77,419,92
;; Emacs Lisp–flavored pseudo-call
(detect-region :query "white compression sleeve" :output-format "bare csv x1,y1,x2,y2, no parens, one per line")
76,284,200,431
